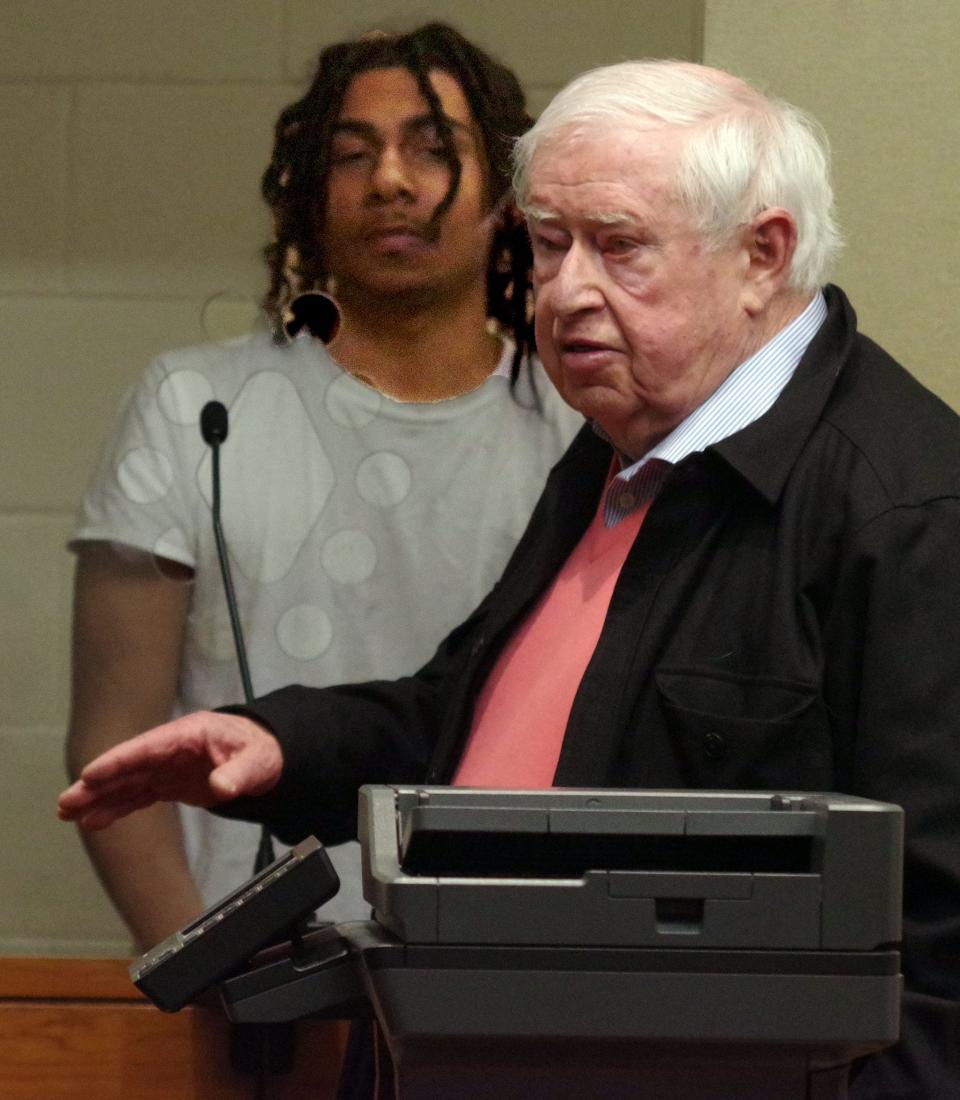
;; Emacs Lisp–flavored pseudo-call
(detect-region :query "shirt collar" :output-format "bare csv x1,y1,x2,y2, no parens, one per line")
602,292,828,526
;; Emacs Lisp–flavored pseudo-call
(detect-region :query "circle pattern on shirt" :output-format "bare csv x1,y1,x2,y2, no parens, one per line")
276,604,334,660
153,527,193,574
321,529,377,584
117,447,174,504
325,374,383,428
356,452,412,508
157,370,215,426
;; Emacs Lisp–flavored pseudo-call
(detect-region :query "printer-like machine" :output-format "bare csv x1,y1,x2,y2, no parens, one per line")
133,787,903,1099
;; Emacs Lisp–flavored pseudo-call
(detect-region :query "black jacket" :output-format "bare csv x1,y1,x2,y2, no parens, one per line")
230,286,960,1097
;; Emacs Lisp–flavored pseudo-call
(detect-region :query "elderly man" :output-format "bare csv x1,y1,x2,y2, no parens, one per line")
61,60,960,1096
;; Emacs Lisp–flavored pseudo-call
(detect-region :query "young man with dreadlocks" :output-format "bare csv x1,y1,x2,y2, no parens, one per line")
66,24,581,950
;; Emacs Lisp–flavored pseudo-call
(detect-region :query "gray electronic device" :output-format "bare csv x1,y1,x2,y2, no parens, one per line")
361,786,902,952
131,835,338,1012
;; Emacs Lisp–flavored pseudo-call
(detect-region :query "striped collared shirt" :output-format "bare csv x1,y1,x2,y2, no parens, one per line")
603,292,828,526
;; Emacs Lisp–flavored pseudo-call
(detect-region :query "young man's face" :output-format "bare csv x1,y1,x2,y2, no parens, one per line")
322,66,494,309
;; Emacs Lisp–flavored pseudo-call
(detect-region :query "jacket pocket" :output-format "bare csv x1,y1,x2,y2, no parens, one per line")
656,666,834,790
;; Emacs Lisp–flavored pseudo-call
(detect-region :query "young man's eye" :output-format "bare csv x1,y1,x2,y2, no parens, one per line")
409,139,448,162
330,146,370,166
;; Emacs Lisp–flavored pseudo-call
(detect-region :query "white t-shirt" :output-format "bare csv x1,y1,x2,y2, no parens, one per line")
72,329,582,921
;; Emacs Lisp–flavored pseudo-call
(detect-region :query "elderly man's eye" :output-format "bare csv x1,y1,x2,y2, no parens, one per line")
605,237,641,255
532,231,568,252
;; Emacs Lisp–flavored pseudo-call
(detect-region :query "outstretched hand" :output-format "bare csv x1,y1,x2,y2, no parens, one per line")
58,711,283,830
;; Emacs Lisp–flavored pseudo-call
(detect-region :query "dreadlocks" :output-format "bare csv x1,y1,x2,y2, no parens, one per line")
260,23,535,381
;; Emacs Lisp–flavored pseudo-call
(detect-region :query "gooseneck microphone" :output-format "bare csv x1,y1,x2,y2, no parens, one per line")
200,400,275,872
200,401,255,702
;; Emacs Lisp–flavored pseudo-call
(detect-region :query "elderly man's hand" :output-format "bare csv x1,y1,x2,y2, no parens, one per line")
58,711,283,831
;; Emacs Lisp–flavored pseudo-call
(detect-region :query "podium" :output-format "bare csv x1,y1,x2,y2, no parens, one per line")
216,787,904,1099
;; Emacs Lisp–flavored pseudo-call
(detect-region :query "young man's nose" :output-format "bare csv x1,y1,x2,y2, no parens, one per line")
370,147,416,201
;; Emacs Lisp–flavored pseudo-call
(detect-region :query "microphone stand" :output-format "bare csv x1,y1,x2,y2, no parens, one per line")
200,401,274,873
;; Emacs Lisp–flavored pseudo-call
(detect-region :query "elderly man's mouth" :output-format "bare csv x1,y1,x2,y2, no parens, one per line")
559,339,621,368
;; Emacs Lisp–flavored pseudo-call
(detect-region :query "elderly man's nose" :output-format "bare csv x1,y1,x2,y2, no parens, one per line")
552,246,605,311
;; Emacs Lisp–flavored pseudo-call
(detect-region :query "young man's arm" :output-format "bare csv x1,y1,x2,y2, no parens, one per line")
66,541,204,951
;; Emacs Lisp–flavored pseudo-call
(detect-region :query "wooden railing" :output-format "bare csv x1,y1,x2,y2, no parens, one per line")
0,957,348,1099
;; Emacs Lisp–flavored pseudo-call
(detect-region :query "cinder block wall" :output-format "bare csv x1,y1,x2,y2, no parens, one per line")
703,0,960,410
0,1,702,957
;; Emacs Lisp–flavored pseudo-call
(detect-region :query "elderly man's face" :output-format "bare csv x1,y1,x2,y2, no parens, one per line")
527,125,756,458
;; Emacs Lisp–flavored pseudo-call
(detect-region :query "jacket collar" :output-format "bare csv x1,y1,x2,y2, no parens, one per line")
708,284,859,505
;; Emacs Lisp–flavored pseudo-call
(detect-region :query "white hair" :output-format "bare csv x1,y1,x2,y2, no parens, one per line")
513,60,842,292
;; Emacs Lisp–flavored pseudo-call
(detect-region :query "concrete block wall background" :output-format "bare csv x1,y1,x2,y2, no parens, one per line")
0,1,702,957
704,0,960,411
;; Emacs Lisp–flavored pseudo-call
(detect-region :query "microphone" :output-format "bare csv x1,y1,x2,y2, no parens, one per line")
200,399,228,446
200,400,275,872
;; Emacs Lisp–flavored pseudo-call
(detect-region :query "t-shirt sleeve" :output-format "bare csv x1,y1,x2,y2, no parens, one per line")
70,352,209,569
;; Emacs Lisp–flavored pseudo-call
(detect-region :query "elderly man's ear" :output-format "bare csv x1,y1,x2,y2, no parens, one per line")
739,208,799,316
